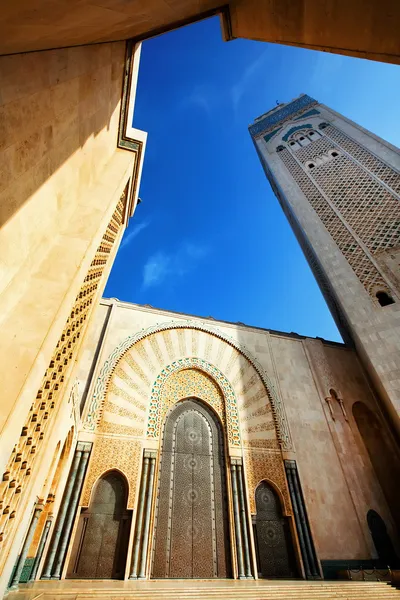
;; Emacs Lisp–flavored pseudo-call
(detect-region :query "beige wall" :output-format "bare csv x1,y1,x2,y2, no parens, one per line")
74,300,400,565
0,41,135,460
0,40,146,594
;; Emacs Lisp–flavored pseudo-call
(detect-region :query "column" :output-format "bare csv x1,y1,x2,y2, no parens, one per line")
41,447,83,579
51,444,91,579
285,460,320,578
10,502,44,589
29,517,53,582
230,460,245,579
237,462,253,578
130,455,150,578
138,452,156,579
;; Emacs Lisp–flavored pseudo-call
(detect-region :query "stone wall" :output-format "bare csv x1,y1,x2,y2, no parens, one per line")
0,41,144,595
253,101,400,439
0,41,135,463
75,301,400,565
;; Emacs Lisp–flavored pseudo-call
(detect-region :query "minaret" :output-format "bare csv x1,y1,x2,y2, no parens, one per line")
249,95,400,433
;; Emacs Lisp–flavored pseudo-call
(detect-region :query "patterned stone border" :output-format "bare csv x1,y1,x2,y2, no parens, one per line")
249,95,317,137
84,319,293,451
149,357,240,446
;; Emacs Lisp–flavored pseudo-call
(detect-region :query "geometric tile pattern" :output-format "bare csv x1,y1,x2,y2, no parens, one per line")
243,448,292,516
285,127,400,299
160,368,225,427
81,436,141,509
148,358,240,446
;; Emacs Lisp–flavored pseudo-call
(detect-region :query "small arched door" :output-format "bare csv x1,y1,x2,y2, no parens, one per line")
253,481,296,578
68,470,131,579
152,398,231,578
367,510,399,568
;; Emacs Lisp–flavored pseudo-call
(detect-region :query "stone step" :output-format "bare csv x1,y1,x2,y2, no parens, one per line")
8,582,400,600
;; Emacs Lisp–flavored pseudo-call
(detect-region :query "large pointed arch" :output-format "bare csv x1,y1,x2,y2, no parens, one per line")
148,358,240,446
84,319,293,451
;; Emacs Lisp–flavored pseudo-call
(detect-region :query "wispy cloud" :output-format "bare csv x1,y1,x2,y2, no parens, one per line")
179,84,214,116
121,220,150,249
231,49,271,114
142,242,209,288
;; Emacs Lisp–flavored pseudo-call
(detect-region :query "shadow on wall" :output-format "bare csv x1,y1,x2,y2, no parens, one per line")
0,41,125,293
353,402,400,532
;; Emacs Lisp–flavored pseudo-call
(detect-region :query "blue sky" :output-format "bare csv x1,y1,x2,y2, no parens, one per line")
105,16,400,342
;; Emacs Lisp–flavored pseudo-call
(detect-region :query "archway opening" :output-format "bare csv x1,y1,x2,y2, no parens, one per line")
253,481,297,578
152,398,231,578
352,402,400,530
376,291,395,307
67,470,131,579
367,510,399,568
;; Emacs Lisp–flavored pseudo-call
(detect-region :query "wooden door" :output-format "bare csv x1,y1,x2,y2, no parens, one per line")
152,399,231,578
68,471,131,579
254,481,296,578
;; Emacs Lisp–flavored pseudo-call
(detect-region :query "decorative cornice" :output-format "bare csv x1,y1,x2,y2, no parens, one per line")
84,319,294,451
118,40,147,218
118,40,140,154
282,123,313,142
249,95,317,138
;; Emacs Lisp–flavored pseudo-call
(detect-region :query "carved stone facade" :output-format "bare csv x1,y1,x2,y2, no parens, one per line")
81,436,141,509
51,299,400,584
243,449,291,515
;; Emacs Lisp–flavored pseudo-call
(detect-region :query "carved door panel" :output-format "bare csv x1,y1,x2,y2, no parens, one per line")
255,482,295,578
67,471,131,579
152,399,230,579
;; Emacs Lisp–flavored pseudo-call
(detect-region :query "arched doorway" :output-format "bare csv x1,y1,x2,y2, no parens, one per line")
367,510,399,568
152,398,231,578
253,481,296,578
353,402,400,529
67,470,131,579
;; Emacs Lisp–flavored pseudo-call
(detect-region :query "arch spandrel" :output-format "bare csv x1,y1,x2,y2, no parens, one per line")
84,320,293,452
158,367,226,432
81,437,141,509
148,358,240,447
243,450,292,516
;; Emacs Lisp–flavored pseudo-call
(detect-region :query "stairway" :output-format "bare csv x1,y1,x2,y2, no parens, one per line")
6,580,400,600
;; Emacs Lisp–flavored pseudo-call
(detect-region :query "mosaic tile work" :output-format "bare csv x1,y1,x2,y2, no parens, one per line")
280,126,400,300
243,449,291,516
249,95,317,137
148,358,241,447
81,436,141,509
160,368,226,431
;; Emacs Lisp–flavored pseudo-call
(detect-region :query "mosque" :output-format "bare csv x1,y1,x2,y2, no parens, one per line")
0,4,400,598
